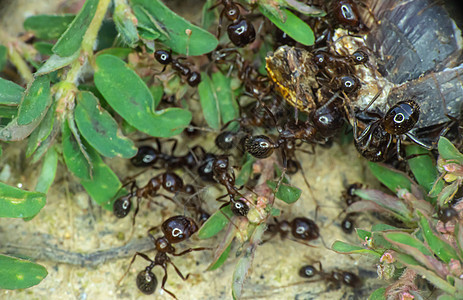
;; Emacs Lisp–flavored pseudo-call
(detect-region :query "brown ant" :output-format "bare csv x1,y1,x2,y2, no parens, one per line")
332,0,369,33
298,261,362,288
263,217,320,246
119,216,209,299
154,50,201,87
113,171,203,225
210,0,256,47
353,100,431,161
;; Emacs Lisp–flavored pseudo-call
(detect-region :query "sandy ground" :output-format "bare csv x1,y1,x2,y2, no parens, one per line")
0,1,384,299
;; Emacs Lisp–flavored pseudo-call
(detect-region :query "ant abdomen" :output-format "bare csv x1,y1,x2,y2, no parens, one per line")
113,195,132,218
136,270,157,295
244,135,276,158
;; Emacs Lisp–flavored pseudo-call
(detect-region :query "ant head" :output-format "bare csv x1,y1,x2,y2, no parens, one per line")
154,49,172,65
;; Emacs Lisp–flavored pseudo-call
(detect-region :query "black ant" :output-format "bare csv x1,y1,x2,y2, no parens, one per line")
130,139,206,171
154,50,201,87
339,183,362,234
210,0,256,47
353,100,431,161
119,216,209,299
437,206,461,232
298,261,362,288
212,155,250,216
264,217,320,246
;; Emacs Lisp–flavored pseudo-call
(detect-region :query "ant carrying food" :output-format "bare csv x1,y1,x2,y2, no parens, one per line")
353,100,431,161
298,261,362,288
210,0,256,47
154,50,201,87
119,216,209,299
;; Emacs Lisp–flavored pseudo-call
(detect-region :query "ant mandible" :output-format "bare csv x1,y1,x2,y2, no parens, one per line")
119,216,209,299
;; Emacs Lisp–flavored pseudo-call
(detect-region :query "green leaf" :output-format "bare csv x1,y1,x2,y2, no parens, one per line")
260,8,314,46
0,116,43,142
130,0,219,55
212,71,239,125
197,205,234,239
0,254,47,289
52,0,99,57
80,147,125,210
418,212,459,263
201,0,216,29
35,51,80,75
0,77,24,106
438,137,463,164
368,162,413,193
17,75,51,125
406,145,437,193
331,241,382,258
62,120,92,180
24,14,75,40
356,229,371,241
0,45,7,71
113,0,139,47
74,91,137,158
235,154,255,186
94,54,191,137
0,106,18,118
266,180,302,204
371,224,402,232
383,232,433,256
198,73,220,130
0,182,46,218
369,288,387,300
26,101,56,157
149,85,163,109
208,241,232,271
33,42,54,55
35,147,58,194
96,47,132,59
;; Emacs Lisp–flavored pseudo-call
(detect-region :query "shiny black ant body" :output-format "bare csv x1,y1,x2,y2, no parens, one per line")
210,0,256,47
264,217,320,245
299,261,361,288
339,183,362,234
332,0,369,33
154,50,201,87
120,216,209,299
353,100,430,161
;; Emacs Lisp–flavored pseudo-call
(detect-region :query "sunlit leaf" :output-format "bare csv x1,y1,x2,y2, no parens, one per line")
369,287,387,300
331,241,382,258
438,137,463,164
0,255,47,289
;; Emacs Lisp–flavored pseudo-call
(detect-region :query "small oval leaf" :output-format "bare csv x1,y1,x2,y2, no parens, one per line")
95,54,191,137
197,205,234,239
0,182,46,218
62,120,92,180
0,254,47,289
198,73,220,130
0,78,24,106
75,91,137,158
24,14,75,40
18,75,52,125
266,180,302,204
260,8,315,46
368,162,413,193
405,145,438,194
438,137,463,164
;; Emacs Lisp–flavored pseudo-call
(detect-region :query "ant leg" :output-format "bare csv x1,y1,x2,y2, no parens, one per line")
172,247,211,257
159,266,178,300
117,252,153,286
405,132,433,150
